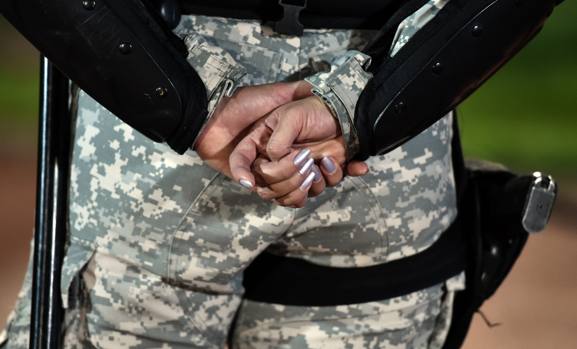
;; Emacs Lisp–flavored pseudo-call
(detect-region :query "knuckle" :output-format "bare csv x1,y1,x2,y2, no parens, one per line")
282,191,306,207
326,175,342,187
266,140,286,157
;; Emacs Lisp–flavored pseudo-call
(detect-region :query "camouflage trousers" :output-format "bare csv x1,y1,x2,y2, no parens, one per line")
1,14,464,349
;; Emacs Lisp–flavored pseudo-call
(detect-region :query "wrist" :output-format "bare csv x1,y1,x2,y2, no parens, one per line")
182,34,246,148
305,51,373,160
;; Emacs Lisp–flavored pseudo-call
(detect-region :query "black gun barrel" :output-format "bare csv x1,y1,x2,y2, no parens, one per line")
30,57,71,349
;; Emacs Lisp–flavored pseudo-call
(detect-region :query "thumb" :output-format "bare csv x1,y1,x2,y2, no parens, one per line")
265,107,304,161
293,80,314,99
346,161,369,177
229,125,271,190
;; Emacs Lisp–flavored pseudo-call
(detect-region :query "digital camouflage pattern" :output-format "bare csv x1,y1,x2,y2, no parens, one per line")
306,51,373,159
234,273,466,349
181,34,246,121
389,0,450,57
1,0,464,347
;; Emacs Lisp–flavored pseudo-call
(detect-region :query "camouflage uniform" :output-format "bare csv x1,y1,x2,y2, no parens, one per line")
1,0,465,347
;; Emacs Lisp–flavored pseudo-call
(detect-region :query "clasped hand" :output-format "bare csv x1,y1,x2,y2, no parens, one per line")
194,80,368,208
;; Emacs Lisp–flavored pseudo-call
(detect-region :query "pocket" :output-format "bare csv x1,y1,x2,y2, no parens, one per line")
61,243,95,310
72,91,221,258
274,176,390,267
166,173,244,290
167,174,288,291
186,172,223,215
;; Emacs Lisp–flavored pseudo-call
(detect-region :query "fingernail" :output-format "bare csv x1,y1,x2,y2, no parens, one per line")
321,157,337,174
239,179,253,189
299,158,314,175
300,171,316,191
293,148,311,166
312,165,322,183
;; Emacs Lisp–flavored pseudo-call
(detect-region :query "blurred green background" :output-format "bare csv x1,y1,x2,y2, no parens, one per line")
1,3,576,176
458,1,577,177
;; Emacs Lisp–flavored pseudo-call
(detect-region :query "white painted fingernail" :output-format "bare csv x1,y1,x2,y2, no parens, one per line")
293,148,311,166
239,179,253,189
298,158,314,175
321,157,337,175
312,165,322,183
300,171,316,191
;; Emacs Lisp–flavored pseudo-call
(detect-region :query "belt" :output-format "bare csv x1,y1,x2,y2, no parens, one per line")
177,0,403,35
243,217,467,306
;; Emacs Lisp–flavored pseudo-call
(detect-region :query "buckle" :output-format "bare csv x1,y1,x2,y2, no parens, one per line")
274,0,307,36
522,172,557,233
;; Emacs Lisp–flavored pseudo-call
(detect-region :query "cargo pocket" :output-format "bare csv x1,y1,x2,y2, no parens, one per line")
60,243,95,310
275,175,390,268
167,173,285,293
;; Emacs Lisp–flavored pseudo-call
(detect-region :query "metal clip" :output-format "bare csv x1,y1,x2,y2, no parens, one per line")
522,172,557,233
274,0,307,36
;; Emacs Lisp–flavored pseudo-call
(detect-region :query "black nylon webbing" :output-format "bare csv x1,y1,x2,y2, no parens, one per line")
243,217,467,306
180,0,404,30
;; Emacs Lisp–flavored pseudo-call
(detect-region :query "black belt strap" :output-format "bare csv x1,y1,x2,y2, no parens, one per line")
243,218,467,306
180,0,405,30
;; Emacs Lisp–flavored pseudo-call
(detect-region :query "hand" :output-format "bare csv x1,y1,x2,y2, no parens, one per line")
249,137,369,207
251,149,326,207
229,95,368,207
194,81,312,178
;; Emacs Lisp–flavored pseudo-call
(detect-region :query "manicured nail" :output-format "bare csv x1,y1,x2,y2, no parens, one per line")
312,165,322,183
239,179,253,189
293,148,311,166
300,171,316,191
299,158,314,175
321,157,337,174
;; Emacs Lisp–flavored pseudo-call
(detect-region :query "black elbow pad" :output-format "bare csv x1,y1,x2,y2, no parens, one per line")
355,0,558,159
1,0,207,153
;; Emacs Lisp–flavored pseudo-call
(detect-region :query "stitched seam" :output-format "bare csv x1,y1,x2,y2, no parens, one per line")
166,171,220,279
348,175,390,261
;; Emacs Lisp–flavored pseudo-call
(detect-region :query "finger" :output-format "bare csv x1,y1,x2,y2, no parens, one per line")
233,81,312,116
308,165,326,197
274,171,316,208
308,138,347,165
346,161,369,177
256,157,315,200
265,106,305,161
319,156,344,187
255,148,311,185
229,125,270,189
252,157,271,188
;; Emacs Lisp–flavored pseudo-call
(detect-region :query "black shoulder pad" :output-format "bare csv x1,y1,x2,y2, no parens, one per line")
355,0,557,159
1,0,207,153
